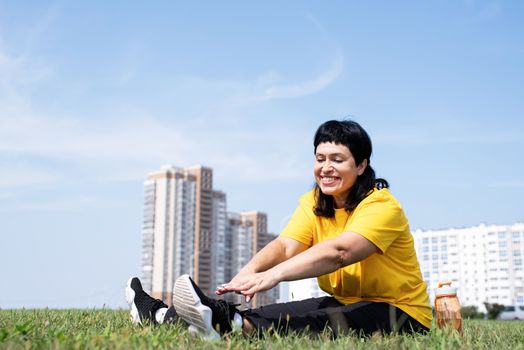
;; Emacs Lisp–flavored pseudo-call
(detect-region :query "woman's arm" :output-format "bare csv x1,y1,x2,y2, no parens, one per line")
230,231,377,298
215,236,308,295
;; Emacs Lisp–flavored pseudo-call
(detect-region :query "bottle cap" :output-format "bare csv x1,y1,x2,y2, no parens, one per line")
435,280,457,296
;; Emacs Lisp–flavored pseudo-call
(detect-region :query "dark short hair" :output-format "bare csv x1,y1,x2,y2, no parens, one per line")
313,120,389,217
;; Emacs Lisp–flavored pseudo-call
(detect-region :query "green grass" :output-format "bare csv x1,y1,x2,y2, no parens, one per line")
1,309,523,349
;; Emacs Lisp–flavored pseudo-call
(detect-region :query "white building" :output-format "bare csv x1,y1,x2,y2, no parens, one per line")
226,212,279,307
212,191,228,290
228,212,254,277
141,165,197,304
414,222,524,311
283,278,328,302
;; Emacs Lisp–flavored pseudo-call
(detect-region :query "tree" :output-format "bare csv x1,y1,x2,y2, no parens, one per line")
484,302,505,320
461,305,485,319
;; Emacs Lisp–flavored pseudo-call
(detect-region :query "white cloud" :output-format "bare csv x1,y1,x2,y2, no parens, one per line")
0,109,312,188
0,11,337,191
489,180,524,189
253,50,344,101
0,165,58,188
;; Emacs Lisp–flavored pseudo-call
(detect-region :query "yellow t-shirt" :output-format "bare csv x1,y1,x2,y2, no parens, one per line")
280,188,432,328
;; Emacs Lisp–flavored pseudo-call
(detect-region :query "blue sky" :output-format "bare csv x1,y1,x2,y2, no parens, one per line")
0,1,523,308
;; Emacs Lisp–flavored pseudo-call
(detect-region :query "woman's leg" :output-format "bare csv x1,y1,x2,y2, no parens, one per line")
242,296,343,335
171,275,427,338
243,300,428,337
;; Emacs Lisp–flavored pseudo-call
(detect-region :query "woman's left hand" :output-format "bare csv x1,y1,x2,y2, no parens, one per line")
220,270,281,302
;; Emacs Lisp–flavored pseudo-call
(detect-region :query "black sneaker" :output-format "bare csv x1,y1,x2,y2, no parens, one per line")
125,277,168,325
172,274,240,340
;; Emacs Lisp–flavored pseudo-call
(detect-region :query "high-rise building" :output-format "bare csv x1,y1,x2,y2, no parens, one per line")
240,211,268,256
228,212,253,279
222,212,279,307
185,166,215,296
223,212,253,305
141,165,278,306
237,212,279,307
141,165,197,304
414,222,524,311
212,191,228,292
254,230,280,306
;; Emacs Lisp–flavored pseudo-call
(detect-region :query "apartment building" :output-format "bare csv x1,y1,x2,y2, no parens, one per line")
140,166,197,304
185,165,215,295
414,222,524,311
225,212,279,307
212,191,228,292
140,165,278,306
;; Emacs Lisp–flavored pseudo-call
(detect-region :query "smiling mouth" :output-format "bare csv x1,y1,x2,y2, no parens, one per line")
320,176,339,184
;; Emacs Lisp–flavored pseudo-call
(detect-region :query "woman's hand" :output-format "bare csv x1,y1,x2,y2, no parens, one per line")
215,271,251,296
237,270,280,302
216,269,281,302
214,237,309,301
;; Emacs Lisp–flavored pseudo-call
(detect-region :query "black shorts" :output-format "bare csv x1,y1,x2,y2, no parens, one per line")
242,297,429,337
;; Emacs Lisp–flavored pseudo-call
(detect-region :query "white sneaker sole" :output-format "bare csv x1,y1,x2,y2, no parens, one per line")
172,274,220,340
125,277,142,325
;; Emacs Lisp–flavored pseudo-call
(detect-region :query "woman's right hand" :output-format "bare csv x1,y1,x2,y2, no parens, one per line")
215,270,252,296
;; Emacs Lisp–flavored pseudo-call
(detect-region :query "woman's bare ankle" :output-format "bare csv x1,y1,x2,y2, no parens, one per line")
242,318,255,335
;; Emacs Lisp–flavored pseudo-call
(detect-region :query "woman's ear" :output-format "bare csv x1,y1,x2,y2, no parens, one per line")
357,159,368,176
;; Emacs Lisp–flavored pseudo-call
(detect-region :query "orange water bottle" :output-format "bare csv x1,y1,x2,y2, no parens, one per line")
435,281,463,334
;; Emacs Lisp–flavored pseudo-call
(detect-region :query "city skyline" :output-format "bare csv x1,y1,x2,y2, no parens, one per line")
1,1,523,309
141,164,279,307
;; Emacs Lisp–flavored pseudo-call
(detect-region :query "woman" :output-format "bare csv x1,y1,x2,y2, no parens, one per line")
126,120,432,339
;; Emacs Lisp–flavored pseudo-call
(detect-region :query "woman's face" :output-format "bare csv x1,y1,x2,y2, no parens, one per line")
314,142,367,208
